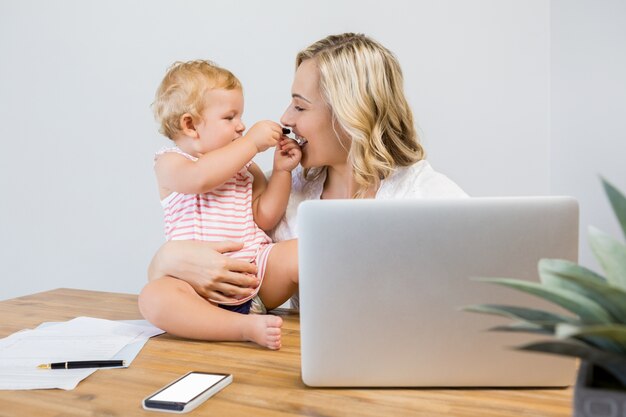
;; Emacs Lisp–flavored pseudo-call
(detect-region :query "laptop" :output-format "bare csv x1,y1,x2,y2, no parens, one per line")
297,197,578,387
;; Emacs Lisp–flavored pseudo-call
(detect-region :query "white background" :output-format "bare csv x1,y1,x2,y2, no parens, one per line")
0,0,624,300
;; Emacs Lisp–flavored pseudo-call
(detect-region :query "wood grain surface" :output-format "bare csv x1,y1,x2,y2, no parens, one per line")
0,288,573,416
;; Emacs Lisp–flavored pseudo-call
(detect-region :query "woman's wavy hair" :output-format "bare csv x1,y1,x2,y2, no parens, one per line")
152,60,241,140
296,33,424,198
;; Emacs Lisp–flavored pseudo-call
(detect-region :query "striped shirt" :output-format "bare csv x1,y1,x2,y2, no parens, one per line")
155,147,273,305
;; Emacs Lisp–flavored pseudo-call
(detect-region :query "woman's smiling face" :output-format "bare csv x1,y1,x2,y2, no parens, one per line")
280,58,349,169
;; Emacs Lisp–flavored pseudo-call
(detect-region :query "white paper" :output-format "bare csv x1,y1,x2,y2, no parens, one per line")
0,317,164,390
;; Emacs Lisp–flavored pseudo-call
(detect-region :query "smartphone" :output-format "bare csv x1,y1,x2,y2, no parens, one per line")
142,371,232,413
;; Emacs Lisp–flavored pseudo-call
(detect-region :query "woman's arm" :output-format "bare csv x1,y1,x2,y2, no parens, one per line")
148,240,260,303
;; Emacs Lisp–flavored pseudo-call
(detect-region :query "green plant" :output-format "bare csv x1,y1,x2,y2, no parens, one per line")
464,178,626,388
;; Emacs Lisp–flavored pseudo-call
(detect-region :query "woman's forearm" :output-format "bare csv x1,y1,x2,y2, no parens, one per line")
148,241,180,281
145,240,260,301
148,240,208,282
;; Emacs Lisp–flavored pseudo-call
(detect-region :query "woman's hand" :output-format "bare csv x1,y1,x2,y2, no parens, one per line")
148,240,260,303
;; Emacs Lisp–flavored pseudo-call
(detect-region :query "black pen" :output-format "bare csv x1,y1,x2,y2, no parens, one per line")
37,360,126,370
281,127,306,146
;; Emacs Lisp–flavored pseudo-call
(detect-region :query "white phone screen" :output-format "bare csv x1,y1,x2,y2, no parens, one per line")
150,373,227,403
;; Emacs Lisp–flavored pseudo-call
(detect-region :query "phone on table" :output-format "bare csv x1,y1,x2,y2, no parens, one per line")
142,371,232,413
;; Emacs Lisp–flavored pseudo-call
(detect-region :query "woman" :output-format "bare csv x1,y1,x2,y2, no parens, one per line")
140,33,466,339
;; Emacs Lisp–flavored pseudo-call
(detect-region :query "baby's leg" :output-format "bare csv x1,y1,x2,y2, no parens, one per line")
258,239,299,310
138,277,282,349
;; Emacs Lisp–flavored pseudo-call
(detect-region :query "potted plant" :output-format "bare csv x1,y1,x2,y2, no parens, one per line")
464,178,626,417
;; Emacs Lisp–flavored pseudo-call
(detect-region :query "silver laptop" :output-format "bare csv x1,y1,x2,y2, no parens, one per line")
298,197,578,387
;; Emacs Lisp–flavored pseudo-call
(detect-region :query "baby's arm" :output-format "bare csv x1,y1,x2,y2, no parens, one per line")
155,121,281,195
155,140,257,195
249,164,291,232
251,139,302,231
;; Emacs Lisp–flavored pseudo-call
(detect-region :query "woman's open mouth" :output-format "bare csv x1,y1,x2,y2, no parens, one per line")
282,127,308,149
295,134,308,148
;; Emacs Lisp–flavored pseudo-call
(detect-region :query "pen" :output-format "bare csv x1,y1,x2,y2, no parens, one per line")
281,127,306,146
37,360,126,370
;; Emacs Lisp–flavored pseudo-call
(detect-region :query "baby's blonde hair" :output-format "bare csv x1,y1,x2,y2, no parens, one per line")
297,33,424,198
153,60,242,139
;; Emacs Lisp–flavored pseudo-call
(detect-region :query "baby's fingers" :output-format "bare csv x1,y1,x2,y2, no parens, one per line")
280,139,300,150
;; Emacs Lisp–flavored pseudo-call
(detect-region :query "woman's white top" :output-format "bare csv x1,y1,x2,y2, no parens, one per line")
271,160,468,243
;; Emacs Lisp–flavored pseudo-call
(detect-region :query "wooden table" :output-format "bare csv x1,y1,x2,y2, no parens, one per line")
0,288,573,416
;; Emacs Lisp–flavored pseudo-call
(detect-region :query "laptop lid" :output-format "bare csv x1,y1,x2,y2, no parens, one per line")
298,197,578,387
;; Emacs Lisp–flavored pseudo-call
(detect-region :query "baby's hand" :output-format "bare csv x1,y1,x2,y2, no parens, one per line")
273,137,302,172
246,121,282,152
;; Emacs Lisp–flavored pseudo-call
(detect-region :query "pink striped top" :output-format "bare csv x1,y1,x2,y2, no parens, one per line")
155,147,272,263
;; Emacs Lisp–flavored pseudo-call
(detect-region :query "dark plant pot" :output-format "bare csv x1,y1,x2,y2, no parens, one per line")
574,361,626,417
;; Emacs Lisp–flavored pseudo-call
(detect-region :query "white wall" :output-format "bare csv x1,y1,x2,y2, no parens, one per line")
0,0,553,300
550,0,626,271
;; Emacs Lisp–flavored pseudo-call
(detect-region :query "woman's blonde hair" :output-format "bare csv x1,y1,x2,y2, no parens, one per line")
153,60,241,139
297,33,424,198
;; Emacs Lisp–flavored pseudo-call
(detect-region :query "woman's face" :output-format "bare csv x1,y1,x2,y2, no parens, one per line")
280,58,349,169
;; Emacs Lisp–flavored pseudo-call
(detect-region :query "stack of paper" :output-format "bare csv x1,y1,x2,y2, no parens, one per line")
0,317,163,390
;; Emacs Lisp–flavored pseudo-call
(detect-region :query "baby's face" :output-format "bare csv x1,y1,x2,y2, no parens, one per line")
195,88,245,153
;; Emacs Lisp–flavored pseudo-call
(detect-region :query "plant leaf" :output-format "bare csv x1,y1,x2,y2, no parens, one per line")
473,278,613,324
539,258,626,323
588,226,626,290
489,322,554,335
463,304,579,329
518,340,626,387
556,323,626,354
602,177,626,241
539,258,606,285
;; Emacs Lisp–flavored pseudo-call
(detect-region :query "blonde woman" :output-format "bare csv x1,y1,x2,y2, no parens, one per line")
142,33,466,335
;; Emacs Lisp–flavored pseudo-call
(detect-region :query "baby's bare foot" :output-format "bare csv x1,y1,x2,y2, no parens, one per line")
244,315,283,349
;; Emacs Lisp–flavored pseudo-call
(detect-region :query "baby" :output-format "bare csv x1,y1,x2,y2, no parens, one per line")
146,60,301,349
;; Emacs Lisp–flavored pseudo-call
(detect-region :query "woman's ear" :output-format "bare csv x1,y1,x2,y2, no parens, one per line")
179,113,199,139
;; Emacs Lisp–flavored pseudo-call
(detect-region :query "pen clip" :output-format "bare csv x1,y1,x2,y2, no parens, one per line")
281,127,305,146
